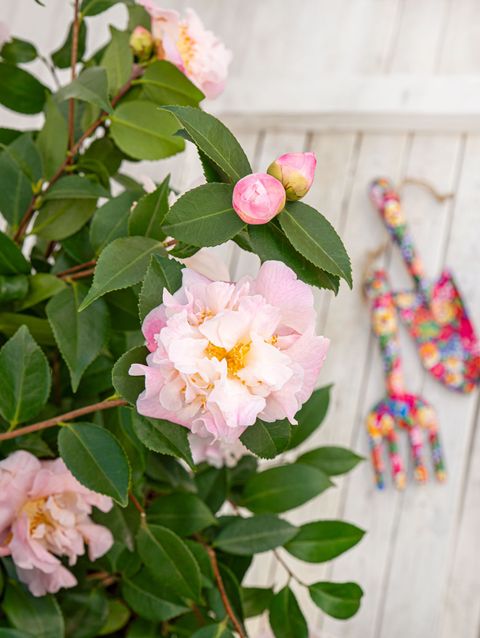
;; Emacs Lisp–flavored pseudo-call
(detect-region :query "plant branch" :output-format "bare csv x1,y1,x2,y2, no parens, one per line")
129,492,146,518
0,398,127,442
60,267,96,281
68,0,81,159
204,544,246,638
56,259,97,277
273,549,309,588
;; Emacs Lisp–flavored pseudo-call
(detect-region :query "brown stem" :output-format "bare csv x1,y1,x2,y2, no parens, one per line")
273,549,308,588
68,0,81,159
0,398,127,442
129,492,146,518
205,544,246,638
61,267,96,281
56,259,97,277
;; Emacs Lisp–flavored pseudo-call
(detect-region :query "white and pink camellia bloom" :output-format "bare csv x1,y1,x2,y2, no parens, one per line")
232,173,286,225
0,451,113,596
130,260,329,446
140,1,232,99
267,152,317,201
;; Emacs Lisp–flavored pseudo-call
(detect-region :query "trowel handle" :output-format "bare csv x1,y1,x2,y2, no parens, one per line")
369,178,428,294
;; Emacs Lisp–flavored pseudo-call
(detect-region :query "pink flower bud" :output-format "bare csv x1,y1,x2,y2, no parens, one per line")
267,152,317,201
129,26,154,61
232,173,286,225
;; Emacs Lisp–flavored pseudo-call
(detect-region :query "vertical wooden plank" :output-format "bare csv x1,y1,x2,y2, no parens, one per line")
437,0,480,73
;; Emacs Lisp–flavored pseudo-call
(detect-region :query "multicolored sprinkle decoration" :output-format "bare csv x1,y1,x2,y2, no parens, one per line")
369,177,480,393
365,270,446,489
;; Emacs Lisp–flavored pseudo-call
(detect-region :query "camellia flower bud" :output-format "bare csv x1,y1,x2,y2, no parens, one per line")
267,152,317,201
129,26,154,61
232,173,286,225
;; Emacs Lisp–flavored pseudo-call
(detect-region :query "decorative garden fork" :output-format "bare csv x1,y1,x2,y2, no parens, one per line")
365,270,446,489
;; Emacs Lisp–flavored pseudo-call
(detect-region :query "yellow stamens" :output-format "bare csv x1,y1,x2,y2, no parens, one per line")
205,342,251,376
22,498,52,534
177,24,196,72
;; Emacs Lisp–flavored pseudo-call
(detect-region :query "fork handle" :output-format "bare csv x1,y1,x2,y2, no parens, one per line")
369,178,428,294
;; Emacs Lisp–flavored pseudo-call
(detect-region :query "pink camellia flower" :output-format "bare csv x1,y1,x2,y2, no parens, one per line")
130,260,329,444
188,432,248,468
0,451,113,597
267,152,317,201
139,1,232,99
232,173,286,225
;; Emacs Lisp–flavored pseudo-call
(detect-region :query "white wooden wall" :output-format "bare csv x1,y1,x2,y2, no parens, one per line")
3,2,480,637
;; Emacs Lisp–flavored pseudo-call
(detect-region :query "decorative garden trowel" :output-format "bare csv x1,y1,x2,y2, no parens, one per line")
365,270,446,489
369,177,480,393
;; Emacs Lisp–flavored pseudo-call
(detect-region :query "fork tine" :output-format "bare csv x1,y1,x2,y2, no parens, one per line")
367,406,406,490
416,400,447,482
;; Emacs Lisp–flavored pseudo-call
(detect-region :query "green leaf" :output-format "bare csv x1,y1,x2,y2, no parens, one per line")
0,313,54,346
279,201,352,287
3,581,64,638
83,136,124,177
147,493,216,536
138,253,182,321
287,385,331,450
240,419,291,459
269,586,307,638
195,466,228,514
0,275,29,303
214,515,297,556
57,67,112,112
46,284,109,391
309,582,363,619
242,464,332,514
112,345,148,404
90,191,138,253
44,175,109,201
101,27,133,95
137,523,201,601
122,569,189,622
139,60,204,106
0,231,30,275
162,106,251,182
110,101,185,160
0,128,24,145
285,521,365,563
61,589,109,638
79,236,165,310
52,20,87,68
81,0,123,15
242,587,274,618
0,63,48,114
298,446,364,477
0,134,39,227
36,95,68,180
98,599,130,636
0,629,33,638
17,274,66,310
58,422,130,505
128,176,170,240
32,198,97,241
1,38,37,64
191,625,234,638
164,183,244,247
0,325,50,426
132,414,194,468
248,223,340,292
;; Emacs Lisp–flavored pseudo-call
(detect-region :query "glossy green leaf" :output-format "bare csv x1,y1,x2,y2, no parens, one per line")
269,586,307,638
110,101,184,160
36,95,68,180
240,419,291,459
309,581,363,619
57,67,112,113
287,385,331,450
139,60,204,106
1,38,37,64
122,569,189,622
195,466,228,514
191,625,234,638
138,253,182,320
0,325,50,426
0,231,30,275
297,446,364,476
112,345,148,404
132,414,194,467
163,183,244,247
58,421,130,505
137,523,201,601
0,629,33,638
148,493,216,536
0,63,48,114
46,284,109,391
3,581,64,638
214,515,297,556
242,587,274,618
79,236,165,310
0,274,28,303
98,599,130,636
279,201,352,286
101,27,132,95
90,191,138,253
32,198,97,241
248,222,340,292
0,128,24,145
44,175,108,200
162,106,251,182
285,521,365,563
0,313,55,346
81,0,123,15
128,176,170,240
0,134,38,227
61,589,109,638
242,464,332,514
17,274,65,310
52,20,87,68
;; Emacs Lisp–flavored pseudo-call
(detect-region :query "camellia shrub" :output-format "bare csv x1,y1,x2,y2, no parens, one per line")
0,1,364,636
